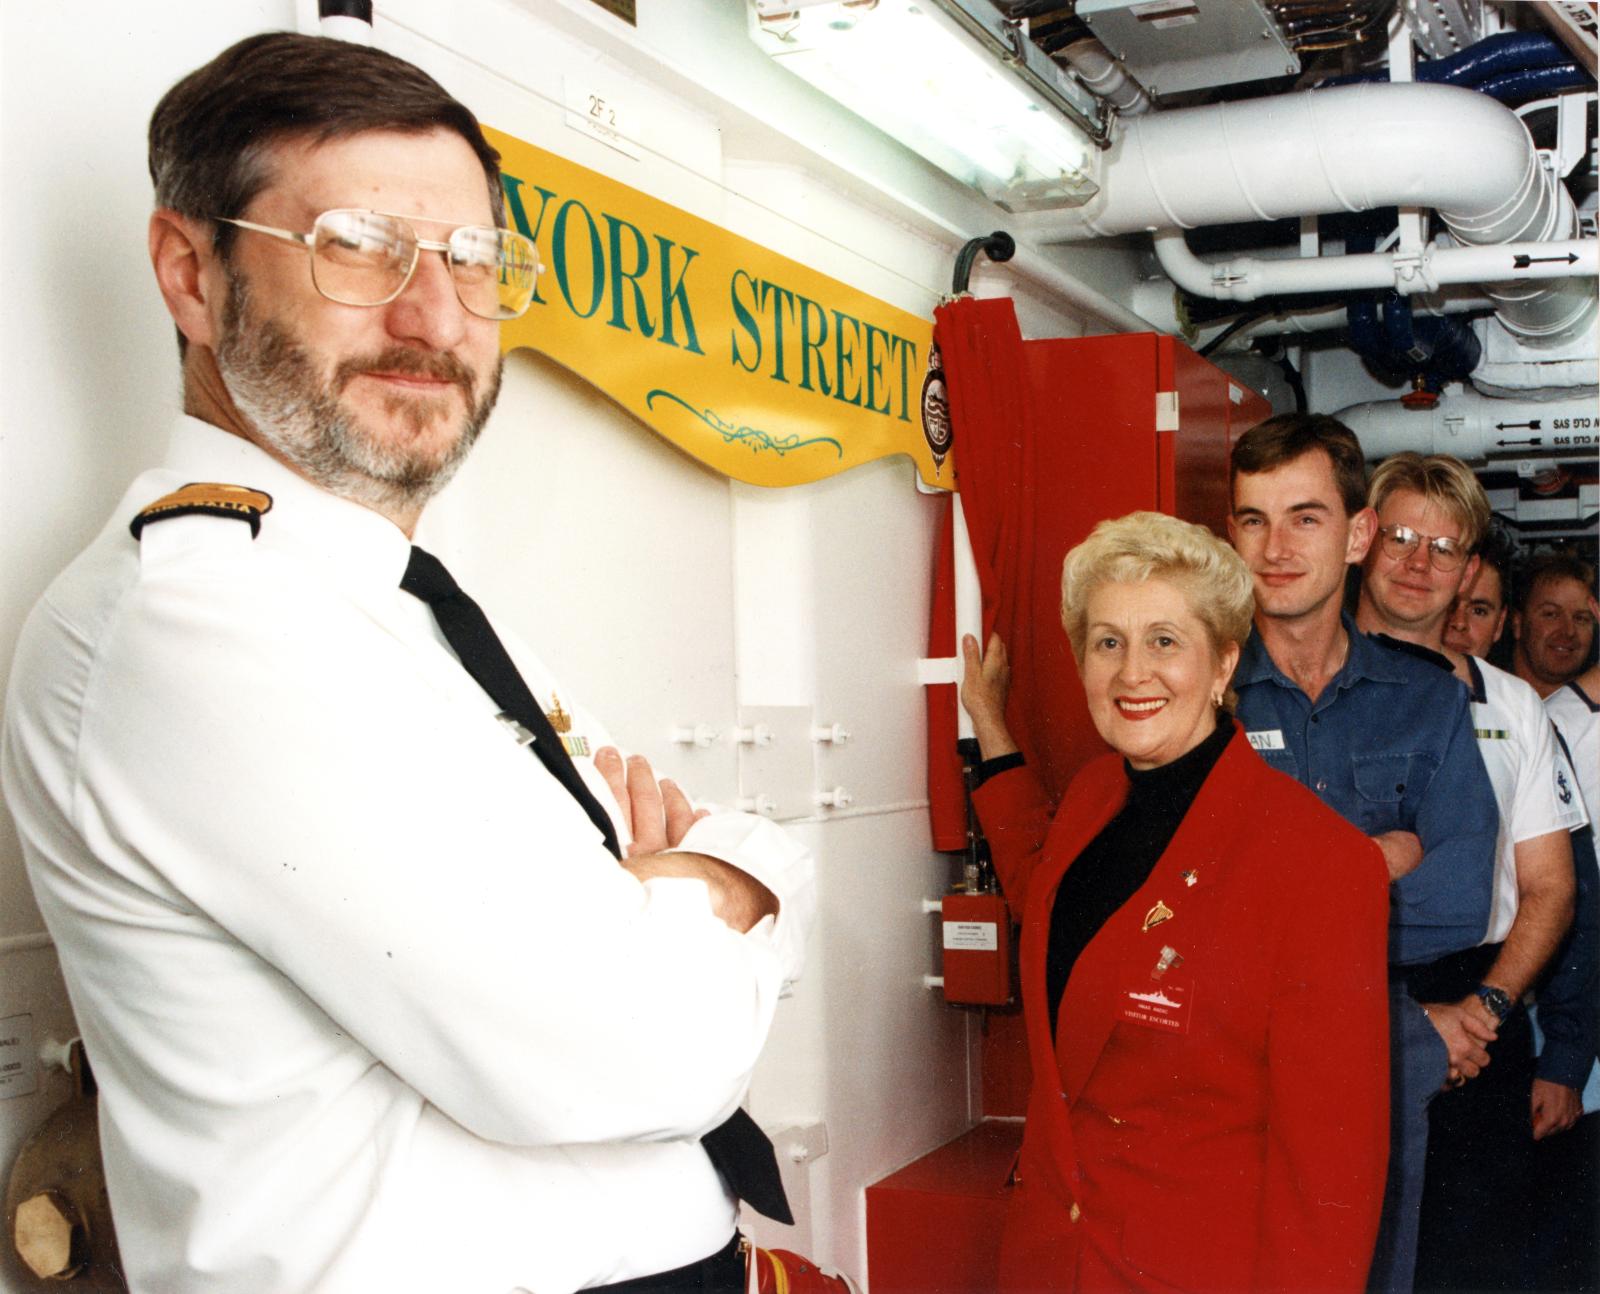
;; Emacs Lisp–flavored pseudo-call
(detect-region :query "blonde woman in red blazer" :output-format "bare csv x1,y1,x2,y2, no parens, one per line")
961,512,1390,1294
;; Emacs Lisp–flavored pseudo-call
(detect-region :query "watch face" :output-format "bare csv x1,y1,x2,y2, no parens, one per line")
1477,986,1512,1021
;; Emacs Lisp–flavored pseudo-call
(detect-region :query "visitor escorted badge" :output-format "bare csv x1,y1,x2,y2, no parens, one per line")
1119,974,1192,1035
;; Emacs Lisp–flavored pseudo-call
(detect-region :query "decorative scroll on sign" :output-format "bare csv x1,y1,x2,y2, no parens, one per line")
486,125,949,490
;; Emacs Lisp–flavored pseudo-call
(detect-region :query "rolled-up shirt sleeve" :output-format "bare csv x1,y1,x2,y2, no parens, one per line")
1389,689,1498,965
667,810,815,991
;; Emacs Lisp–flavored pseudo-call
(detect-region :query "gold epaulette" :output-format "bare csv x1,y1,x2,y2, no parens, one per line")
129,483,274,540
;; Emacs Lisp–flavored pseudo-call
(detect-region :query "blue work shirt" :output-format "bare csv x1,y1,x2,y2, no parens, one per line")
1234,615,1497,966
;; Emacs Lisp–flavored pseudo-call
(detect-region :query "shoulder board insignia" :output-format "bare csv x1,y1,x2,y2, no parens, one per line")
129,483,273,540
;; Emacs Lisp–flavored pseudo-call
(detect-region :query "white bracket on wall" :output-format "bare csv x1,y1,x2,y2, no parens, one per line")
735,706,815,822
1553,91,1593,179
772,1121,830,1166
670,723,720,749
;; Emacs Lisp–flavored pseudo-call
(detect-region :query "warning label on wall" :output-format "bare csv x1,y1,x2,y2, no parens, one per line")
0,1013,37,1100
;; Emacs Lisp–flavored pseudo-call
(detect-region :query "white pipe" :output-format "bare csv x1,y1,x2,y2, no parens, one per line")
1336,387,1600,462
1058,39,1151,118
1153,230,1599,301
1020,81,1596,344
1021,83,1535,237
1126,279,1494,346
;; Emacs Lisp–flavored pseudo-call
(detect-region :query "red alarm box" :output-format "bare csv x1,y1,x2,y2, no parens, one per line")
940,890,1013,1005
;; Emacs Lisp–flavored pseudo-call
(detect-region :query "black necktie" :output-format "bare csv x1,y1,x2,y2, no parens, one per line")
401,545,621,858
400,546,793,1225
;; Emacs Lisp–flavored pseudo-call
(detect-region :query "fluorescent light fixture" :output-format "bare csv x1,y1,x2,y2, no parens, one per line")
748,0,1102,212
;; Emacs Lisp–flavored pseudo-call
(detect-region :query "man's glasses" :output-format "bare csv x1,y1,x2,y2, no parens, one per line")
1376,524,1468,572
214,209,541,321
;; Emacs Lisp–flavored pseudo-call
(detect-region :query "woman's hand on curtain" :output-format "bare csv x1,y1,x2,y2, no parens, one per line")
960,633,1020,761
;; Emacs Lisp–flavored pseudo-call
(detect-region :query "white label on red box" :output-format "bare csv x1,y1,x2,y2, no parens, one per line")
943,921,999,951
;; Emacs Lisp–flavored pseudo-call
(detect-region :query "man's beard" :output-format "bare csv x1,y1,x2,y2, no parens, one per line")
215,271,503,516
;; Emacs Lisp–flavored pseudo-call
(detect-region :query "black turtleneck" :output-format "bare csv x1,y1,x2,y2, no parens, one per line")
1045,715,1235,1037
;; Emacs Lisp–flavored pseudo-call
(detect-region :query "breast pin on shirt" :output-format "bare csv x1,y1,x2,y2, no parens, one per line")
546,693,592,758
1142,899,1175,932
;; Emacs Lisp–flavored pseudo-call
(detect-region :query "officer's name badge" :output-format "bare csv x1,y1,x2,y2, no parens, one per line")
1246,729,1286,751
497,713,536,747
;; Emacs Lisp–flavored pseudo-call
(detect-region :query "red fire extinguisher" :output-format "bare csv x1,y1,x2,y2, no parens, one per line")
938,740,1014,1006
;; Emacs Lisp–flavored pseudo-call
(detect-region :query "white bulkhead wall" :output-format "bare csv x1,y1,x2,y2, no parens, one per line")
0,0,1144,1282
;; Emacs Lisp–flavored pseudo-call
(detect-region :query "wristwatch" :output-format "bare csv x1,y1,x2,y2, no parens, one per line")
1473,983,1513,1023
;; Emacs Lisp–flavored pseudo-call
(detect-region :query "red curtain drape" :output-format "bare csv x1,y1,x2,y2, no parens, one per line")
927,296,1050,849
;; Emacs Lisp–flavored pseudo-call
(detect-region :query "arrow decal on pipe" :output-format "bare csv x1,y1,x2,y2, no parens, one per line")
1496,438,1544,447
1512,253,1581,267
1496,421,1542,431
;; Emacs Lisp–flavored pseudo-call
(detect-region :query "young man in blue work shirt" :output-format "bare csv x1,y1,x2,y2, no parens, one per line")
1226,414,1498,1294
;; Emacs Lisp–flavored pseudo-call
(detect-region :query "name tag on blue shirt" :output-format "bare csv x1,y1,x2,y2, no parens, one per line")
1247,729,1286,751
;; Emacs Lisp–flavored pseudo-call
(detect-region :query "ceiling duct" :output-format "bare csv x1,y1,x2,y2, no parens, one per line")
1017,80,1597,346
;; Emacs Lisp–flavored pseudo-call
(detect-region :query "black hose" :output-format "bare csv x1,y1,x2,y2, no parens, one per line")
952,232,1017,295
996,0,1072,18
1198,310,1271,357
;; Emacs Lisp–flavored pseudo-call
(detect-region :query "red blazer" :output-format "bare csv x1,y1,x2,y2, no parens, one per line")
974,728,1390,1294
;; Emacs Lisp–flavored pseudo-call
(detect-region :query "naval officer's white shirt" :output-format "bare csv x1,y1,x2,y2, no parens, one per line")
1466,656,1588,944
1545,678,1599,824
1,416,815,1294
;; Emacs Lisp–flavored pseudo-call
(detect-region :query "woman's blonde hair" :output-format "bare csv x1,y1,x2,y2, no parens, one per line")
1061,511,1256,666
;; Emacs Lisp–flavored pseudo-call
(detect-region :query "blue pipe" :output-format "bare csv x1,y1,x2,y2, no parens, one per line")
1416,31,1573,86
1473,65,1593,103
1318,31,1587,98
1346,245,1482,392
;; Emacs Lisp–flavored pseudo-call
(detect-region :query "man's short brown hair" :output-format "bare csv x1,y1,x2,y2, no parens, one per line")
1516,552,1597,613
1230,413,1369,516
149,32,505,261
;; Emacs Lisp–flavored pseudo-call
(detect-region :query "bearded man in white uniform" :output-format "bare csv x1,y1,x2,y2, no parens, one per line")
1,32,813,1294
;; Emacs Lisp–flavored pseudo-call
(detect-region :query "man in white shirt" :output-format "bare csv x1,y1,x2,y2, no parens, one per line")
1354,452,1584,1293
1547,658,1599,829
1,32,813,1294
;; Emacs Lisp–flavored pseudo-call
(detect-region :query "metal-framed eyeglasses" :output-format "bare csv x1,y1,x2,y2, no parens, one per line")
1376,523,1469,572
213,208,541,321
